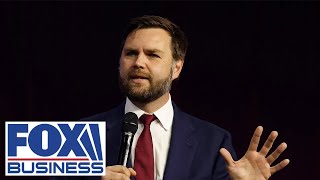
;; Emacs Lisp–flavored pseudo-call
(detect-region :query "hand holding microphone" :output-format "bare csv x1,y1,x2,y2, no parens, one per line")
102,112,138,180
103,165,136,180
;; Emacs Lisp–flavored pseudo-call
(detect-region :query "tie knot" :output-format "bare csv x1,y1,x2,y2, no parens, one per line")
139,114,156,126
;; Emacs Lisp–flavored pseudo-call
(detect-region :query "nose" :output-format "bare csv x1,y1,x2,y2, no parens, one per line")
134,53,147,69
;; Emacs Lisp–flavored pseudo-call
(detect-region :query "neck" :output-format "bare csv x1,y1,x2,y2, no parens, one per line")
131,92,170,114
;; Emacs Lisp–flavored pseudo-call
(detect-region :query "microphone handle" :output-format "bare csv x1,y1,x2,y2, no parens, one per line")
118,132,134,166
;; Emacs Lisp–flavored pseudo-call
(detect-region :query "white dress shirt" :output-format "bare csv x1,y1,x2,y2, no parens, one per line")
125,95,174,180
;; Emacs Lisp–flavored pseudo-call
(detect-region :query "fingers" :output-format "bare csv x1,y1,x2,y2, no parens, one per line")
248,126,263,151
270,159,290,175
259,131,278,156
259,130,289,176
256,156,272,179
103,165,136,180
107,165,132,176
220,148,234,166
128,168,137,176
266,142,288,164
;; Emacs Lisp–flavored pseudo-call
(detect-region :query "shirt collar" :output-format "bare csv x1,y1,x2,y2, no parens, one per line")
124,95,174,131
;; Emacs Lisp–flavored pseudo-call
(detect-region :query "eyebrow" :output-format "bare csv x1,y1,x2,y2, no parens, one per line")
123,48,137,52
145,49,164,54
123,48,164,54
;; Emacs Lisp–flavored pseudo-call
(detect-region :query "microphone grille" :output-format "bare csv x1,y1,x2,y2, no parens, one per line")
122,112,138,133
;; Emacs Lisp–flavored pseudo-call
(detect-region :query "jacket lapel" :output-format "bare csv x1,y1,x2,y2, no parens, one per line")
163,103,198,180
106,103,125,166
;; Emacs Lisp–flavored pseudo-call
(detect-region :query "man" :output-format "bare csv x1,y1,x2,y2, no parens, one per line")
57,15,289,180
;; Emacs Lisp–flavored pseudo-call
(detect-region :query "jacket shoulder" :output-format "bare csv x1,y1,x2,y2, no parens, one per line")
180,110,238,158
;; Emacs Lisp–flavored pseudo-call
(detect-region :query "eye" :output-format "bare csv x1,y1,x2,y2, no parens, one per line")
148,53,160,58
125,50,137,57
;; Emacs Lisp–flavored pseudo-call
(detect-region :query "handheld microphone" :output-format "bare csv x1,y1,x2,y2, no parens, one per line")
118,112,138,166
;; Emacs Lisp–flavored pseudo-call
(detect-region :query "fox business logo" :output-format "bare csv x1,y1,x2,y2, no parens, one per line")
5,121,106,176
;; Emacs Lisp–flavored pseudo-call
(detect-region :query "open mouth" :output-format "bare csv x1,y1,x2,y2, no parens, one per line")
129,73,150,80
129,74,150,83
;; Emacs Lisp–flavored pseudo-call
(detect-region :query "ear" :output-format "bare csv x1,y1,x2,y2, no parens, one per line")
172,59,184,80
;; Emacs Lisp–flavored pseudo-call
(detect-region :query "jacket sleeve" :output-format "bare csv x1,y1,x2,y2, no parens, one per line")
211,131,238,180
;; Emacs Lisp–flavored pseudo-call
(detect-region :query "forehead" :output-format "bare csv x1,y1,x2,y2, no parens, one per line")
124,28,172,50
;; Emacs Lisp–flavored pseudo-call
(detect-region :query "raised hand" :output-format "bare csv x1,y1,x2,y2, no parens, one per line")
220,126,290,180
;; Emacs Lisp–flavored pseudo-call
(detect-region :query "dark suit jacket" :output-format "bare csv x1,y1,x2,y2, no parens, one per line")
52,101,237,180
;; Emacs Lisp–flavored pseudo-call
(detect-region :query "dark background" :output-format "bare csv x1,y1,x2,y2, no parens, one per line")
1,1,319,180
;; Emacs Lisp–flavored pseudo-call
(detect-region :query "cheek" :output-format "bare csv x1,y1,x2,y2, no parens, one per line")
119,59,130,74
152,65,172,79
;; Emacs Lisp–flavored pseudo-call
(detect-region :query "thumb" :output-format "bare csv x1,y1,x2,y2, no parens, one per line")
220,148,234,166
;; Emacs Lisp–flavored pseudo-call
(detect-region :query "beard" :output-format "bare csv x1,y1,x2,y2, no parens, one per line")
119,68,173,103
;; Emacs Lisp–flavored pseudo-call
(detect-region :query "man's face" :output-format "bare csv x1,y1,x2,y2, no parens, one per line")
119,28,182,103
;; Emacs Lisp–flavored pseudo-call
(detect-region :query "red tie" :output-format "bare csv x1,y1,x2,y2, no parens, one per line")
134,114,156,180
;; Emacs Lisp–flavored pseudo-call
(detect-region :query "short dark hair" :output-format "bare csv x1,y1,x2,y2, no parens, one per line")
120,15,188,61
